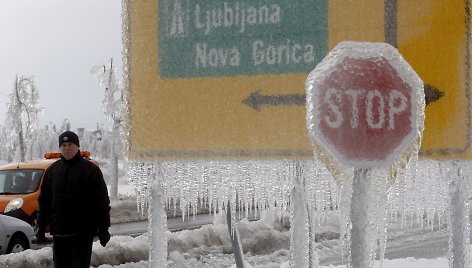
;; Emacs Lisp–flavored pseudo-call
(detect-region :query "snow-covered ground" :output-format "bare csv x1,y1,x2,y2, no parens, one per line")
0,206,459,268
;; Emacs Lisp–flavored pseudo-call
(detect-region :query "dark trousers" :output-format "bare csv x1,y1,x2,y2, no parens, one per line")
53,235,94,268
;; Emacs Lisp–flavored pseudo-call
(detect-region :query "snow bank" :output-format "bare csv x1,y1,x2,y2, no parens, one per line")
0,215,288,267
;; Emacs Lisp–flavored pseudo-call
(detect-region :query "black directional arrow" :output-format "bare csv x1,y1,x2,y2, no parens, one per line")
242,90,305,111
424,84,445,105
243,84,444,111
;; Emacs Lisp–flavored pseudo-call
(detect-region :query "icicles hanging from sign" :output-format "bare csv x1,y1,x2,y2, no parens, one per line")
126,158,471,267
126,160,342,222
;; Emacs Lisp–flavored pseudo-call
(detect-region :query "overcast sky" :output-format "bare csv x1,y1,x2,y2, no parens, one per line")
0,0,122,130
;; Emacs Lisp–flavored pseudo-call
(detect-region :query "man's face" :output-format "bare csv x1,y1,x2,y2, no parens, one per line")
60,142,79,160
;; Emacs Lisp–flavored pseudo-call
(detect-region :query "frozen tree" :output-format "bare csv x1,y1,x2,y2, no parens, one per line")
92,58,123,198
97,127,113,159
80,124,113,160
0,125,9,161
35,123,61,157
59,118,71,133
4,75,42,162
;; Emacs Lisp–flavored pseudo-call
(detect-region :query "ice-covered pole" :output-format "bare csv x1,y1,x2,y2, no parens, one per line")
448,161,470,268
226,202,245,268
349,169,372,267
290,161,312,268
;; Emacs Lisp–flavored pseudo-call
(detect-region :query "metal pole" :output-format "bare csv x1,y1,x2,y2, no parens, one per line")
150,174,168,268
306,197,315,267
291,161,309,267
227,202,245,268
449,161,470,268
109,119,120,198
290,160,317,267
350,168,371,268
384,0,398,47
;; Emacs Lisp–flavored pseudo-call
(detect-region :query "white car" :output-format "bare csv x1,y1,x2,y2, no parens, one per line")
0,214,37,254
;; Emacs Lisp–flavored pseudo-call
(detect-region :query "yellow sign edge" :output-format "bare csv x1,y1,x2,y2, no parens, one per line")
418,1,472,158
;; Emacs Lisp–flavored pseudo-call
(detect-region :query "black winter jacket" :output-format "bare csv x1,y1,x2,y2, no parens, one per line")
38,151,111,236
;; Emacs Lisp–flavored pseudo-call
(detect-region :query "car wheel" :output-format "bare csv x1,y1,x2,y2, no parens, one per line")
7,236,28,254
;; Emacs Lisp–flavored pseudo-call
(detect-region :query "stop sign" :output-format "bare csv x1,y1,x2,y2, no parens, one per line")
306,41,424,168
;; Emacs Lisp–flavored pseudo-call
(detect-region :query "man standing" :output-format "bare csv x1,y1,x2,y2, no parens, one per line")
36,130,111,268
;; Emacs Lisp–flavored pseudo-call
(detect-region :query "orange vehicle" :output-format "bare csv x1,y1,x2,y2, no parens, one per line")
0,151,94,226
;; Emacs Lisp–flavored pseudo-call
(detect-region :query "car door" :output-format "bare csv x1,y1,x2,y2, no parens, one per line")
0,218,6,254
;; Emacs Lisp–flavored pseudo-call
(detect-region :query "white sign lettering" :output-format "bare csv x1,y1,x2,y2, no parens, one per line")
366,90,385,129
195,43,241,68
323,88,408,130
195,3,281,35
252,39,315,66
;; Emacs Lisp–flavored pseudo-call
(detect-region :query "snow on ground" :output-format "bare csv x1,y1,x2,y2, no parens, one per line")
0,210,460,268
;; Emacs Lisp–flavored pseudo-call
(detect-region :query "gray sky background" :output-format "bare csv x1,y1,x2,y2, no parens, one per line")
0,0,122,130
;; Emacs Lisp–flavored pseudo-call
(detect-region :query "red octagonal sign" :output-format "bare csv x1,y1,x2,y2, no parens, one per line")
306,42,424,168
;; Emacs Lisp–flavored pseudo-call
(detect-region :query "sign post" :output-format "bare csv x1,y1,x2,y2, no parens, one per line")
306,41,425,267
448,161,470,268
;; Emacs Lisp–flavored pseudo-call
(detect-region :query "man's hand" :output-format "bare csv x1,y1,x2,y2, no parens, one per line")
98,229,111,247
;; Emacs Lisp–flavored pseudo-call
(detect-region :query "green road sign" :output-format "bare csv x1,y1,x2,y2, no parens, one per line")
158,0,327,78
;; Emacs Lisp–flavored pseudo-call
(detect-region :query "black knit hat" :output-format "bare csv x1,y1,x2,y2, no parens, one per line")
58,131,80,147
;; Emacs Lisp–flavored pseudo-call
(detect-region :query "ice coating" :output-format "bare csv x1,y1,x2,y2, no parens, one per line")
306,41,425,170
127,159,338,267
121,0,132,161
4,75,41,162
447,162,471,267
126,158,471,267
150,176,168,267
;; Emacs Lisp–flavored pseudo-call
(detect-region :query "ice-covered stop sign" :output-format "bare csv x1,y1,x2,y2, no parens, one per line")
306,41,424,168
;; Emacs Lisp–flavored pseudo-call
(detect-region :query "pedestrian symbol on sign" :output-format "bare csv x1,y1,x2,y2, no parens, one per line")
169,0,185,37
